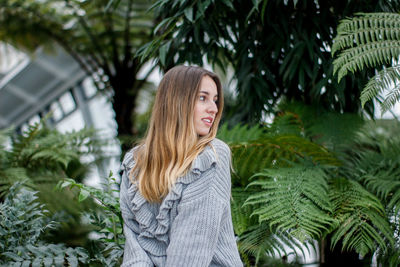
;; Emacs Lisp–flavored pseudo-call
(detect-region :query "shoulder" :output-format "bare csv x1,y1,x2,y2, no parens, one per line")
210,138,231,163
190,138,231,174
182,139,232,203
121,146,140,173
210,138,230,152
210,138,231,167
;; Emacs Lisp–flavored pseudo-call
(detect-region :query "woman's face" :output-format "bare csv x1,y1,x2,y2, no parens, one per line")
193,76,219,136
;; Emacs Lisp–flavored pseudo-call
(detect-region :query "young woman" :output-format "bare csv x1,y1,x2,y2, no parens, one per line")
119,65,243,266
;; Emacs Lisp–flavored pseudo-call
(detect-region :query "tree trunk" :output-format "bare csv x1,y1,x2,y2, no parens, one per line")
109,72,140,153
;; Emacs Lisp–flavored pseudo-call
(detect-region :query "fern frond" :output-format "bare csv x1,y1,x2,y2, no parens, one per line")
231,188,258,236
10,121,42,166
231,135,340,186
345,134,400,216
376,249,400,267
332,12,400,81
360,65,400,108
10,125,100,171
217,123,265,144
330,178,394,257
275,102,365,149
238,222,309,264
245,165,336,242
268,111,304,137
232,185,311,263
380,80,400,114
333,13,400,54
334,40,400,81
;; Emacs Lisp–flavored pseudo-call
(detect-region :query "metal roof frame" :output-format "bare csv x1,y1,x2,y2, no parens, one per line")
0,45,85,129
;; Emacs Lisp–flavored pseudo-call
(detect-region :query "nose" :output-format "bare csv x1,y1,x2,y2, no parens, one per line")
207,101,218,115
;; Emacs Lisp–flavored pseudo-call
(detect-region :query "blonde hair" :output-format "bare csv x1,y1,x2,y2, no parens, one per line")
129,65,223,202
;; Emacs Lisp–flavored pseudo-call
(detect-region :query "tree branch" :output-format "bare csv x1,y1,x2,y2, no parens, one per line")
122,0,133,69
63,0,112,76
105,7,120,75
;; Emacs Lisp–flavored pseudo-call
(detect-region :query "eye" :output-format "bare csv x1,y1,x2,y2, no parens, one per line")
199,95,206,101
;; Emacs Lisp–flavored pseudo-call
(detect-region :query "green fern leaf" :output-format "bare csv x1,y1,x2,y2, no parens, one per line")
333,12,400,82
330,178,394,257
334,41,400,81
360,65,400,108
217,123,265,144
231,135,340,186
380,81,400,114
245,165,336,242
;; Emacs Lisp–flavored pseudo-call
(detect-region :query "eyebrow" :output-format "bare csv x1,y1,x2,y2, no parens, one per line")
199,91,218,97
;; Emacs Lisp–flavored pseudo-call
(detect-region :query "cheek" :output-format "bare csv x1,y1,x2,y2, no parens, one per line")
193,104,201,121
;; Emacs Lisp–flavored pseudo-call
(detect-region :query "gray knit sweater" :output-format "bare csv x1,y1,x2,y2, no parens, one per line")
119,138,243,267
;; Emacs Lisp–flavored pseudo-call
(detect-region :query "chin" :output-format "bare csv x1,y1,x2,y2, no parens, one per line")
198,130,211,136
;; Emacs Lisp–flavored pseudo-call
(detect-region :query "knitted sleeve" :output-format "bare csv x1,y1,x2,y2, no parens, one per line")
165,142,232,267
120,155,154,267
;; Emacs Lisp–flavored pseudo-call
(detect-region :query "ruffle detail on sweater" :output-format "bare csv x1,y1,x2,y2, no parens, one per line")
122,142,218,257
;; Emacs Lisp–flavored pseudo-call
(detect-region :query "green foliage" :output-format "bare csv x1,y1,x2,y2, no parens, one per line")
332,13,400,79
217,123,265,144
0,120,103,198
333,12,400,113
0,183,89,266
343,125,400,216
329,178,394,257
231,188,308,266
219,106,400,265
139,0,387,122
0,119,107,249
57,173,124,266
277,101,365,151
246,164,335,242
230,134,340,187
0,0,154,87
361,66,400,113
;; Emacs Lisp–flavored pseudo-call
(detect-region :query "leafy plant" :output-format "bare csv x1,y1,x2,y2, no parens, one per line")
332,12,400,114
0,183,89,266
329,178,393,257
56,173,124,267
139,0,389,124
0,120,104,197
219,106,400,266
0,119,108,248
246,164,335,243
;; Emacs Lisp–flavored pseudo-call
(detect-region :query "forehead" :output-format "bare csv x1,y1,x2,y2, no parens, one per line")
199,76,218,95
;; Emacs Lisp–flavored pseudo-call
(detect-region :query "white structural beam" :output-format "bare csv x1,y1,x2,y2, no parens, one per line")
35,56,70,80
6,83,38,104
0,115,9,128
10,69,86,128
0,58,30,91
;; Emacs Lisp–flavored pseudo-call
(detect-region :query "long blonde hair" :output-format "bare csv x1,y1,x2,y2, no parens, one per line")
129,65,223,202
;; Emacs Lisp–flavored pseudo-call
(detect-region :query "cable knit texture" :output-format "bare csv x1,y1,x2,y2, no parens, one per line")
119,138,243,267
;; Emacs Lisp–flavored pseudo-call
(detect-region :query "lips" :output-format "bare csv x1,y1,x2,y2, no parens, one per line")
201,117,214,127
